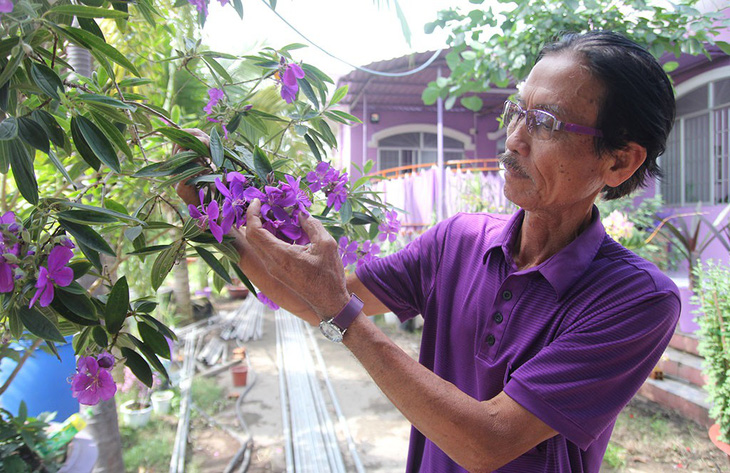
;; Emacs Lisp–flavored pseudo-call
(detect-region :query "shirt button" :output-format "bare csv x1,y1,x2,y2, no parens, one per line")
493,312,503,324
486,334,496,346
502,290,512,301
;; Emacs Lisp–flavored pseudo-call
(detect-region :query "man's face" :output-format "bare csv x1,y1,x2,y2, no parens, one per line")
502,52,612,214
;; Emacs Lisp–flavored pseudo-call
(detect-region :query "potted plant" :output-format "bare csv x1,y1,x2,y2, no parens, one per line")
150,389,175,415
117,368,158,428
693,262,730,459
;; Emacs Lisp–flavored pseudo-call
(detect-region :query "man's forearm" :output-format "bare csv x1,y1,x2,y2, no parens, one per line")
342,313,557,472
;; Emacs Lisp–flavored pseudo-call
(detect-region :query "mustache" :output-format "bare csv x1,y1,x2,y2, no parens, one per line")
498,152,528,177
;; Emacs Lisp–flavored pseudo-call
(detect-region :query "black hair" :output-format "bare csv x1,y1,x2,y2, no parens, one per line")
537,31,676,200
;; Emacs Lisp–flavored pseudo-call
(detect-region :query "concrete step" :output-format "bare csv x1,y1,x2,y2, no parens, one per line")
656,346,706,388
669,330,700,356
637,375,712,427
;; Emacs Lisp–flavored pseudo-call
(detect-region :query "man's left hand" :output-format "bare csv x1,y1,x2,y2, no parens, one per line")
244,198,350,322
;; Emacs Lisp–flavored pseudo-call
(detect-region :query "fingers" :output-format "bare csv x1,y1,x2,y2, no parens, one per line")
244,199,292,262
298,212,333,246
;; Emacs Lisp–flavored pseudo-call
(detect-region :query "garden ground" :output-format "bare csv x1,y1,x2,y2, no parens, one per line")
123,298,730,472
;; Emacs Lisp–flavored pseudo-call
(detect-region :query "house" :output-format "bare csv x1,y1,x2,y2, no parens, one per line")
334,33,730,427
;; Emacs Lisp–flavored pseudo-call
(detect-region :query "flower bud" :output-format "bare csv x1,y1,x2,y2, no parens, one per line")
21,230,31,243
2,253,18,264
21,42,34,57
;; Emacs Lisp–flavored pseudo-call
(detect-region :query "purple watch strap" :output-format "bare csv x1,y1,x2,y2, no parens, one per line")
331,293,364,331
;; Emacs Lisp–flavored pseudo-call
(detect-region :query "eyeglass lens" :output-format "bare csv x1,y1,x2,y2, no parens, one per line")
503,102,555,140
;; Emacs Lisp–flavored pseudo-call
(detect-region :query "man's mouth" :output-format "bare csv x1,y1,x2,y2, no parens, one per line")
499,152,529,179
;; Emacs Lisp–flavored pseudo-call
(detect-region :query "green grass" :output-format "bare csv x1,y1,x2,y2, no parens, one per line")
120,420,176,473
603,442,628,470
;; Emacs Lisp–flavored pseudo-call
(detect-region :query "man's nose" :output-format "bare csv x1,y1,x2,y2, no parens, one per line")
505,117,531,156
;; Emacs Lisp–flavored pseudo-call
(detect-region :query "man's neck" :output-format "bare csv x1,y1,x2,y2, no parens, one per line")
512,205,595,271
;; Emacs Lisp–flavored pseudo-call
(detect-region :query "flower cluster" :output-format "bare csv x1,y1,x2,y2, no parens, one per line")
603,210,635,242
338,236,380,269
71,352,116,406
0,212,74,308
306,162,349,211
275,57,305,104
378,210,401,242
186,0,228,17
189,172,313,245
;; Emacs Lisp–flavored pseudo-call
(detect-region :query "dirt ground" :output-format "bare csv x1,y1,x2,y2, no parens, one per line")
187,302,730,473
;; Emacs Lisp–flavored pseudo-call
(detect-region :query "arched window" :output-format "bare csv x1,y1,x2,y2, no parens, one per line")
661,70,730,205
377,131,466,171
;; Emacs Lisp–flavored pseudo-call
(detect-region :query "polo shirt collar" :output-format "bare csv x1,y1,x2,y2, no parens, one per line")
483,206,606,300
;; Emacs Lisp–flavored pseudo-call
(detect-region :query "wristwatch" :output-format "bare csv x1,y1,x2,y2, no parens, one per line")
319,293,364,343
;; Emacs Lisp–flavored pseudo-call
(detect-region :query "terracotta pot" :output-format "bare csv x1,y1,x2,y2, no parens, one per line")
231,364,248,387
709,423,730,464
227,286,250,300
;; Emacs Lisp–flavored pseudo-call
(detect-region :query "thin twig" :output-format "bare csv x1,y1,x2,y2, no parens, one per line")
0,338,44,396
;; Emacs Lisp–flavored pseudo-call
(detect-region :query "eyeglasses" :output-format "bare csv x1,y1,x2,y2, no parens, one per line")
502,100,603,140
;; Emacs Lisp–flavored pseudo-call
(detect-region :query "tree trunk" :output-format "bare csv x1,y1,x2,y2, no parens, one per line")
86,398,125,473
173,257,193,321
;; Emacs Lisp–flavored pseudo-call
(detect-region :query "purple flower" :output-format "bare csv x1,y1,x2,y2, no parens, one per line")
327,180,348,211
277,60,305,104
257,291,279,310
0,255,14,293
216,174,248,229
188,190,231,243
187,0,207,15
357,240,380,267
306,162,337,192
282,175,311,217
338,236,359,267
29,245,74,308
70,355,117,406
0,0,13,14
204,88,225,115
378,210,401,243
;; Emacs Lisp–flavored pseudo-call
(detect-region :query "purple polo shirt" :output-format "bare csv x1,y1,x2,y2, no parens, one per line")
355,208,680,473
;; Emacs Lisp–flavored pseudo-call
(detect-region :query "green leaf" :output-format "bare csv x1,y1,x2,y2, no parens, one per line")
156,127,210,156
30,63,65,100
297,78,319,109
105,276,129,333
77,17,106,40
51,298,99,326
56,210,118,225
71,117,101,170
17,117,49,153
59,201,144,224
663,61,679,73
230,263,257,297
253,146,273,181
78,93,137,111
716,41,730,56
7,138,38,205
92,326,108,347
201,56,232,83
304,134,321,161
329,85,348,106
90,112,133,159
151,241,183,290
48,5,129,18
58,218,116,256
194,246,232,284
138,323,171,359
0,52,25,91
69,260,93,279
17,307,66,343
55,25,140,77
77,241,102,271
32,110,65,147
56,287,98,321
138,313,177,341
74,327,93,353
0,117,18,140
126,334,168,380
132,299,157,313
232,0,243,18
326,110,361,124
461,95,483,111
75,115,121,173
209,126,224,168
121,347,153,387
127,244,172,256
340,200,352,224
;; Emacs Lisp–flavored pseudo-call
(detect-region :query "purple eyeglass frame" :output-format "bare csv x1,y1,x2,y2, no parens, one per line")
503,100,603,138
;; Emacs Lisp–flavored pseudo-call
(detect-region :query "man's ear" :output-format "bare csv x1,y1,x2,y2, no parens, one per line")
604,142,647,188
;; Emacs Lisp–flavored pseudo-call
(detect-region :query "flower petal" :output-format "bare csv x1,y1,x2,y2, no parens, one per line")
47,246,73,273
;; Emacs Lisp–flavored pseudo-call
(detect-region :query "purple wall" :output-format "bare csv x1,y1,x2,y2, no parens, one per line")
346,106,505,180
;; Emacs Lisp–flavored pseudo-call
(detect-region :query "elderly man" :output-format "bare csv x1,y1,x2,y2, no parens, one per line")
181,31,680,472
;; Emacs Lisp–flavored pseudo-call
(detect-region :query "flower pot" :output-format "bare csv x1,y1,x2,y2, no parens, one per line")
709,424,730,464
150,390,174,415
119,400,152,428
232,346,247,361
231,364,248,387
58,431,98,473
227,286,250,300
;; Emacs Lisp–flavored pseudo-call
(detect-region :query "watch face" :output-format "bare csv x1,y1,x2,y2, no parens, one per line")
320,320,344,343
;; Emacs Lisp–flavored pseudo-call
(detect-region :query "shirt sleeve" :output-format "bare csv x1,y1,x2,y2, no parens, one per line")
355,217,452,322
503,290,680,450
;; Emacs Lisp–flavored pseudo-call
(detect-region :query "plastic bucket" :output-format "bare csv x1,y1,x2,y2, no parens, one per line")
0,337,78,419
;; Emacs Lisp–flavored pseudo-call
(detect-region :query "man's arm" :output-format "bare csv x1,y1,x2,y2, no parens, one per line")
244,199,557,471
